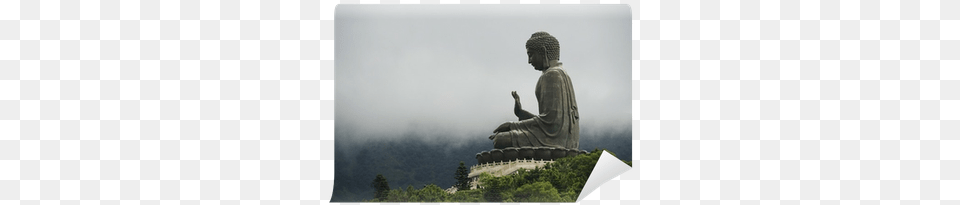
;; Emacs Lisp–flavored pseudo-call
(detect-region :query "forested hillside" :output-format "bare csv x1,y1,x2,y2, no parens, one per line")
366,149,631,202
331,129,631,202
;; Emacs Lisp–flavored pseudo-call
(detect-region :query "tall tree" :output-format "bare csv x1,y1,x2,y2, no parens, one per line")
454,161,470,190
371,174,391,201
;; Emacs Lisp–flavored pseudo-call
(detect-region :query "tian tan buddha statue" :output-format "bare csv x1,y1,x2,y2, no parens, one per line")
488,31,580,150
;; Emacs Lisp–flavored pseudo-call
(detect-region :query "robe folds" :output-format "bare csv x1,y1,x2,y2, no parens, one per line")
493,66,579,149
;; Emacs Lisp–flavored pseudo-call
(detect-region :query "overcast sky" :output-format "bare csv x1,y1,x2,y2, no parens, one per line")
335,5,632,141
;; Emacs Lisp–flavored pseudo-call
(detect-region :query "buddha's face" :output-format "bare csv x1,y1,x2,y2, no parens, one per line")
527,49,546,71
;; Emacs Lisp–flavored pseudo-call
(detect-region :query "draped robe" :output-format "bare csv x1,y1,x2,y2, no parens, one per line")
492,66,579,149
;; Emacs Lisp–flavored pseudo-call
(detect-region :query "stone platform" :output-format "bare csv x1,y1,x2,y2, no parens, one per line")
464,147,587,190
466,159,553,190
468,158,552,179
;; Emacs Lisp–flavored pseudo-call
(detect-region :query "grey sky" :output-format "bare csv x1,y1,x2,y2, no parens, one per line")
335,5,632,141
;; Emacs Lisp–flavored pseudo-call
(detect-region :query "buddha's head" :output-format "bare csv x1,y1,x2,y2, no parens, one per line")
525,31,560,71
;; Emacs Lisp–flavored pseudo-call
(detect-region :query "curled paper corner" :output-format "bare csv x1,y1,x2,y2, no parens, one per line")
576,150,632,202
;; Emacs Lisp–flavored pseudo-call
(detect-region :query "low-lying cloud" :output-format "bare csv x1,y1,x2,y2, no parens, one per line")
335,5,633,142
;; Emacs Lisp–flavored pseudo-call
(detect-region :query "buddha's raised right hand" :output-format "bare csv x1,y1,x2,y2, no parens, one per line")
513,91,536,120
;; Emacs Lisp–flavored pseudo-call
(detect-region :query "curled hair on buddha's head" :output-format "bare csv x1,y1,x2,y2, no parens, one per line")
526,31,560,61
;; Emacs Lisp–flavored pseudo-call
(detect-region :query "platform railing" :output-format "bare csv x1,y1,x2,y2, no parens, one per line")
470,158,559,170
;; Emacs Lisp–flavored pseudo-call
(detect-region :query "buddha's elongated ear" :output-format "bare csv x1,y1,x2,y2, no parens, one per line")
542,45,551,68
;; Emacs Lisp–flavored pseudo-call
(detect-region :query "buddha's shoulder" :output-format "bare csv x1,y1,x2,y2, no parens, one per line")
544,67,569,76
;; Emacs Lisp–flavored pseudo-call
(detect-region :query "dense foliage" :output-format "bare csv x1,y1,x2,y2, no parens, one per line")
370,174,390,201
454,161,470,190
364,149,631,202
332,130,631,202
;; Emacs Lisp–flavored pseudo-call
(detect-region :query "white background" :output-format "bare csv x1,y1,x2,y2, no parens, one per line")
2,0,958,205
